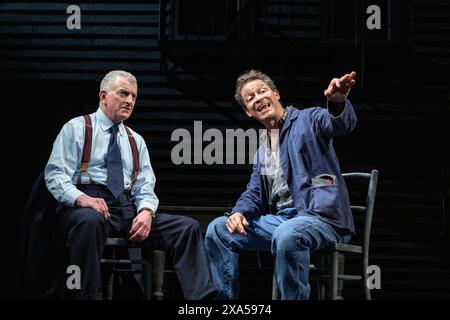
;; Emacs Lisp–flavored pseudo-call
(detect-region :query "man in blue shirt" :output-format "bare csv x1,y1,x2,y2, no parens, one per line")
205,70,357,299
45,70,216,300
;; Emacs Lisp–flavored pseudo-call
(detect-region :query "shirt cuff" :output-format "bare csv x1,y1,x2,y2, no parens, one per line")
138,207,156,218
137,201,157,216
64,188,85,207
327,99,347,117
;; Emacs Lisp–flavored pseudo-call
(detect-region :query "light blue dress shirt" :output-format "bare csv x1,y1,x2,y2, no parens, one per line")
45,107,159,214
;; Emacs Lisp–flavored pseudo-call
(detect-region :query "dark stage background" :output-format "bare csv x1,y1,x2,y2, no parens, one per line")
1,0,450,300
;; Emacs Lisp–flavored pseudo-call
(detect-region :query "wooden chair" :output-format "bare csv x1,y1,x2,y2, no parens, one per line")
272,170,379,300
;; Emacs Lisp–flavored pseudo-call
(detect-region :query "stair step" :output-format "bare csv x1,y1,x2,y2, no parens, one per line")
0,2,159,12
0,25,159,36
0,13,159,24
0,37,159,49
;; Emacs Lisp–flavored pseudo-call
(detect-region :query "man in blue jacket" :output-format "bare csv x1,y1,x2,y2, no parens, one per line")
205,70,357,299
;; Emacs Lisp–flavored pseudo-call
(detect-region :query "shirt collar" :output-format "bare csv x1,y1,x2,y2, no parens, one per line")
280,106,297,131
279,107,287,126
264,108,287,137
96,107,124,136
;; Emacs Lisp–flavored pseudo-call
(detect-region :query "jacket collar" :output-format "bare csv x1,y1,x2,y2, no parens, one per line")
280,106,298,138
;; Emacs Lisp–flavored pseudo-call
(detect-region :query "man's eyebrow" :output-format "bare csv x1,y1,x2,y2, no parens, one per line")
246,85,265,94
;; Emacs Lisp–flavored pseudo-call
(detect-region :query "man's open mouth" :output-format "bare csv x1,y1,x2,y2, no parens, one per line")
257,103,270,113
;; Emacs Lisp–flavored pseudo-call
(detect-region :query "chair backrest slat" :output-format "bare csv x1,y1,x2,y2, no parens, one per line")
342,172,372,179
350,205,366,212
364,170,379,257
343,170,379,262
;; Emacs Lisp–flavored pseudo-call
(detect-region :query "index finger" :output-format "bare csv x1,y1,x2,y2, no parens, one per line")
237,222,247,236
226,219,236,233
339,73,350,82
129,225,144,241
129,219,139,235
100,199,110,218
340,71,357,82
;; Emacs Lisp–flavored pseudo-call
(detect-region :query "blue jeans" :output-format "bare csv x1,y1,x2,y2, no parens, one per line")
204,208,352,300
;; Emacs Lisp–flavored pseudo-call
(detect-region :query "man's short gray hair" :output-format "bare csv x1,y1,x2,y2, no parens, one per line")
100,70,137,92
234,70,277,109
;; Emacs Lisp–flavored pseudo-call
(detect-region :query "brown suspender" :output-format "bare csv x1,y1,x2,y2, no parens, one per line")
124,126,139,189
76,115,94,185
76,115,139,191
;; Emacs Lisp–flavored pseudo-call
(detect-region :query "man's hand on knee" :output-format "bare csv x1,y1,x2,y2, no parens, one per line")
226,212,249,236
129,209,152,242
76,194,111,220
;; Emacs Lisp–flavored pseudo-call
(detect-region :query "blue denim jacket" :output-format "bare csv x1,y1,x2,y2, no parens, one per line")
231,100,357,233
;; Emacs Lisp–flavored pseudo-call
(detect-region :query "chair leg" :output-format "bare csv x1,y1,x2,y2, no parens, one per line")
315,277,326,300
142,260,152,300
105,248,116,300
337,253,345,300
363,258,371,300
329,251,338,300
318,255,326,300
319,281,326,300
105,272,114,300
152,250,166,300
364,278,371,300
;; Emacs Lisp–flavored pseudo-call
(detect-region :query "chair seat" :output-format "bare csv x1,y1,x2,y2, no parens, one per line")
321,243,363,254
106,237,154,248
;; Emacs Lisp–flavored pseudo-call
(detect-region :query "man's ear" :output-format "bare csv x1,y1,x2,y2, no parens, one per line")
244,107,252,118
99,90,107,104
273,88,281,101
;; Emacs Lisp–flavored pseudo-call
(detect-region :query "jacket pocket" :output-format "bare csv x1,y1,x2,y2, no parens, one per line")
309,184,339,217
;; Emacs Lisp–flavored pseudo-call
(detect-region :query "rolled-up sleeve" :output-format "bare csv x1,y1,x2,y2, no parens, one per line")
130,140,159,214
231,152,263,220
45,121,84,206
310,99,357,137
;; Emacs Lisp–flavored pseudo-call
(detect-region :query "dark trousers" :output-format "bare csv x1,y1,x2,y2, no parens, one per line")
57,185,217,300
